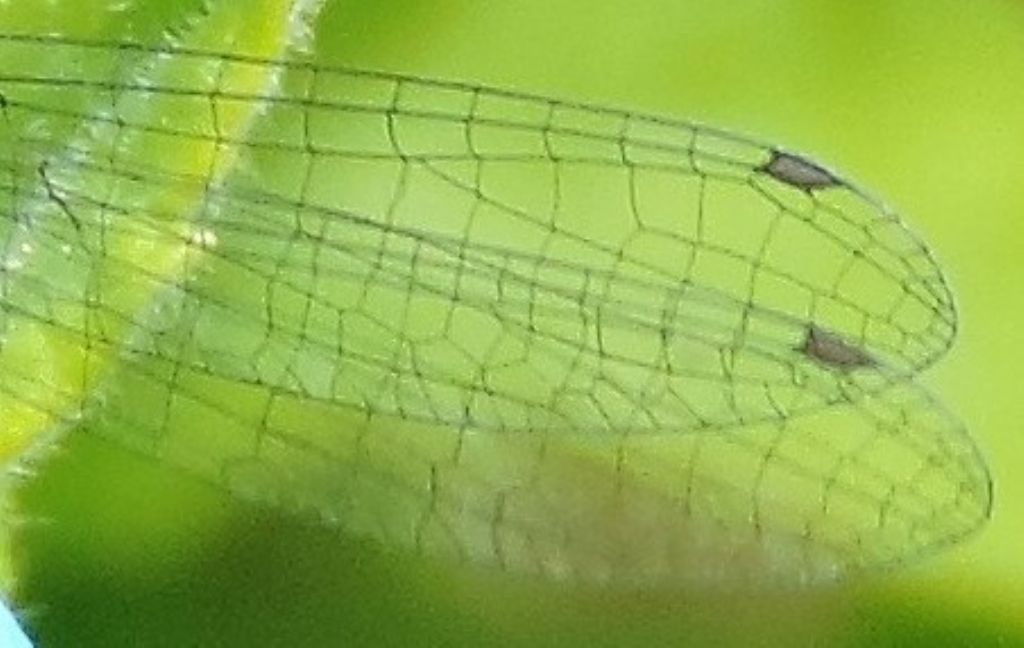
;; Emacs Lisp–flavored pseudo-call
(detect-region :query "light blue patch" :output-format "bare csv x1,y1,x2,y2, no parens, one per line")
0,600,32,648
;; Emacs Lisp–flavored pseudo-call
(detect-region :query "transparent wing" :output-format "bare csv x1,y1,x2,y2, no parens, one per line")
0,35,957,434
0,33,990,586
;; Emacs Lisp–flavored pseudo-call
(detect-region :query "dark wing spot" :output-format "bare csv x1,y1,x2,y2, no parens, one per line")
761,150,840,191
799,325,877,371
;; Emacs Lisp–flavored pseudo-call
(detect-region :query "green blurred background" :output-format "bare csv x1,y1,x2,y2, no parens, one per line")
3,0,1023,645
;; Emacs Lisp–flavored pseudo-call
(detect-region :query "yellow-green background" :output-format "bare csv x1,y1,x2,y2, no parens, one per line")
4,0,1022,645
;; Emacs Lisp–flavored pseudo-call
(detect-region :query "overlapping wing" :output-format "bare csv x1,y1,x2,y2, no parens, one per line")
0,33,990,586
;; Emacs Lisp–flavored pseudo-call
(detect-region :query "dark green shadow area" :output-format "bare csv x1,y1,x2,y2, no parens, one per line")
847,594,1023,648
11,434,1018,647
14,434,501,648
